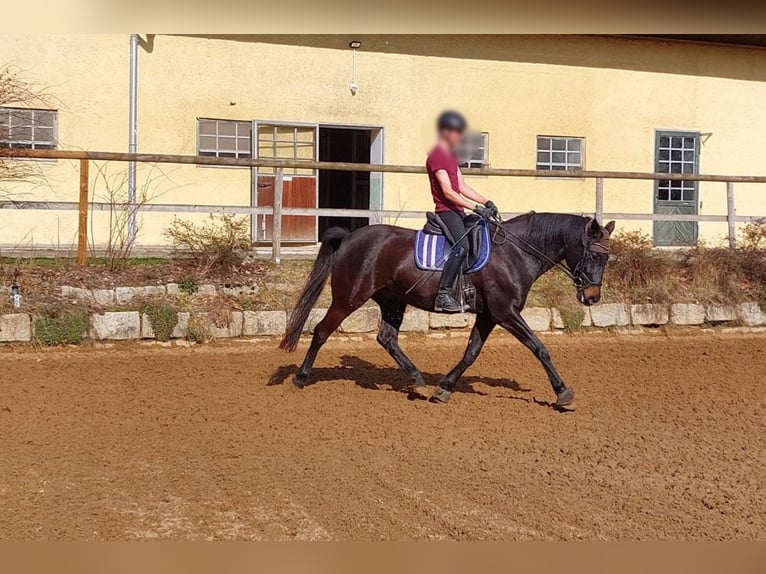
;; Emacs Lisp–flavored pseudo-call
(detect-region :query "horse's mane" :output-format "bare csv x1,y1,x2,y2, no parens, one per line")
504,212,590,248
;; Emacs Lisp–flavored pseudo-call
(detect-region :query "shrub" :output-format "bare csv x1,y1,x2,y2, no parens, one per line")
559,307,586,332
164,215,251,273
740,218,766,251
608,231,677,302
177,277,199,295
141,301,178,342
35,305,90,346
187,313,211,344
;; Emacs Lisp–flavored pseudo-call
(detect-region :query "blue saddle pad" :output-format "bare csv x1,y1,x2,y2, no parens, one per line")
414,220,491,273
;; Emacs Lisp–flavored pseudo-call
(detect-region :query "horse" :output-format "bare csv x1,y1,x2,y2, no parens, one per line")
279,213,615,407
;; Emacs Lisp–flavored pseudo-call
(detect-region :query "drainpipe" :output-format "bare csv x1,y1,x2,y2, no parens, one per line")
128,33,138,242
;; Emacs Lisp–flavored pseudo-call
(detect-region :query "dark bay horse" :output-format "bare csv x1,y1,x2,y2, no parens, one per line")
279,213,615,407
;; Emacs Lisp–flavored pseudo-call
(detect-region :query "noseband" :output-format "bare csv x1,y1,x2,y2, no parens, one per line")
572,235,610,292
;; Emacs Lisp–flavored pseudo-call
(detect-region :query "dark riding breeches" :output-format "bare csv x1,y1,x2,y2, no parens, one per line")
437,209,470,254
436,210,469,295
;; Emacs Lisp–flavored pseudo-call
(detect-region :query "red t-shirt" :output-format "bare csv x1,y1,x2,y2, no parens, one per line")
426,145,463,213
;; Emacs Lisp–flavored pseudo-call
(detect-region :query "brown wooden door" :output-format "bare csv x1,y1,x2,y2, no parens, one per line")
255,122,318,243
256,174,317,242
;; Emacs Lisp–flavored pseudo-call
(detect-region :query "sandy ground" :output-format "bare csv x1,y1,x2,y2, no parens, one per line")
0,331,764,540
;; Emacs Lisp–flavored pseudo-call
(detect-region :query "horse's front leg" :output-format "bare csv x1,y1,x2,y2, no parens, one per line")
431,314,495,403
498,309,575,407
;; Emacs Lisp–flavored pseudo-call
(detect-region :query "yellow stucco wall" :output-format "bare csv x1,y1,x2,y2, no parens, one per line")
1,34,765,249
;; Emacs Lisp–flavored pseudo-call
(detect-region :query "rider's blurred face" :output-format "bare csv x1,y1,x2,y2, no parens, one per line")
439,127,464,151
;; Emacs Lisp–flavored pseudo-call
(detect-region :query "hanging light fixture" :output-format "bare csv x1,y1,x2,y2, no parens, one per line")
349,41,361,95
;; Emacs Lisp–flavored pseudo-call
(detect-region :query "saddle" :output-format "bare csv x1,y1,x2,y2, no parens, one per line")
414,213,491,273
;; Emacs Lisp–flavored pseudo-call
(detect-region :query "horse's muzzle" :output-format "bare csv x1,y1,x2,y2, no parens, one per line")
578,286,601,306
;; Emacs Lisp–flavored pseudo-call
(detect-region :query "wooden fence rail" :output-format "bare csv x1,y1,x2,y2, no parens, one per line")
2,149,766,264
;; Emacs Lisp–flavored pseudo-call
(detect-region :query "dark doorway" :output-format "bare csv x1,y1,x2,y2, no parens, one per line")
318,127,371,237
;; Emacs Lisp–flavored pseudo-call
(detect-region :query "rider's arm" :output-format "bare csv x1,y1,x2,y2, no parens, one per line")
434,170,481,211
457,169,489,206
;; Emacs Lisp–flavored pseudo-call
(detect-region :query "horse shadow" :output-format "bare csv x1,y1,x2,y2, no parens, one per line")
267,355,531,398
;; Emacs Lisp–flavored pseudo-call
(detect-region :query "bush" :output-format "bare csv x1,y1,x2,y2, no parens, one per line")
34,305,90,346
608,231,677,302
740,218,766,251
164,215,251,273
141,301,178,342
177,277,199,295
187,313,211,343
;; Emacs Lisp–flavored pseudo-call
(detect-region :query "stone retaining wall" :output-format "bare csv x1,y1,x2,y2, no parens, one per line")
1,301,764,343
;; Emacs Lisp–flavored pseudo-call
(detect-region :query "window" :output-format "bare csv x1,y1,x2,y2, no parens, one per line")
256,123,316,175
458,131,489,168
656,133,698,202
197,118,251,158
0,107,57,150
536,136,583,171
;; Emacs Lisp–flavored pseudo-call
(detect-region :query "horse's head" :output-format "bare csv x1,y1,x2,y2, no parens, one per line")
568,218,615,306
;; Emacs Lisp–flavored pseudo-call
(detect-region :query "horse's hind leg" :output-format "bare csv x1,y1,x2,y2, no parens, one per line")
294,302,352,388
431,313,495,403
375,299,428,399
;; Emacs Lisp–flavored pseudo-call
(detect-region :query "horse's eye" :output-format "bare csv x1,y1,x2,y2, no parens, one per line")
590,253,600,262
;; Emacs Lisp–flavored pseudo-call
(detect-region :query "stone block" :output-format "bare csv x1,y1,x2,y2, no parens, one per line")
91,289,114,306
141,313,154,339
208,311,243,339
631,304,669,325
521,307,551,331
90,311,140,340
303,308,327,333
115,286,138,304
165,283,181,296
243,310,287,336
590,303,630,327
670,303,705,325
340,307,381,333
0,314,32,342
429,312,471,329
172,312,190,339
143,285,166,297
738,302,765,326
198,284,217,296
400,308,429,332
705,304,737,323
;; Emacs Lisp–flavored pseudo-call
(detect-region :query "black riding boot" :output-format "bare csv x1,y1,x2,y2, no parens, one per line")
434,246,466,313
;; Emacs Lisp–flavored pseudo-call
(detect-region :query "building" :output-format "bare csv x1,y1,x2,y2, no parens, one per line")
1,34,765,250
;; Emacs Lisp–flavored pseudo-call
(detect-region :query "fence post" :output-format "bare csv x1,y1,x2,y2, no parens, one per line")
272,167,284,264
77,159,89,266
726,181,736,249
595,177,604,223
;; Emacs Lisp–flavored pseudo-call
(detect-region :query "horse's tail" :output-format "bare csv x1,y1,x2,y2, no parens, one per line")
279,227,350,352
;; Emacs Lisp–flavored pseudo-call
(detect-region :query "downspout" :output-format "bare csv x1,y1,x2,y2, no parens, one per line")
128,33,138,242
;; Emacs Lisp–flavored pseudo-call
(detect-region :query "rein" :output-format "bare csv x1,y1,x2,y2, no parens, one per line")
489,217,610,291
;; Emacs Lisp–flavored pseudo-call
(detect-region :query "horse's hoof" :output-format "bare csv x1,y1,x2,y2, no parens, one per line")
293,375,306,389
407,383,429,400
555,388,575,408
429,387,452,404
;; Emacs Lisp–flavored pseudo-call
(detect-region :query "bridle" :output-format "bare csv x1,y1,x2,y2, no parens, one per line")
495,217,610,293
571,233,610,291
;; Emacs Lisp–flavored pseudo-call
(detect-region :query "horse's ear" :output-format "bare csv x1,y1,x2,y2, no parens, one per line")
586,218,601,238
604,220,616,235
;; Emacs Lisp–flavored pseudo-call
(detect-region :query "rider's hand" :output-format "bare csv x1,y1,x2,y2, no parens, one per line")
474,205,493,220
485,201,500,218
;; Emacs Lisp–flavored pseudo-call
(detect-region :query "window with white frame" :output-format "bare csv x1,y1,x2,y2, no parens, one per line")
0,107,57,150
536,136,584,171
458,131,489,169
197,118,251,158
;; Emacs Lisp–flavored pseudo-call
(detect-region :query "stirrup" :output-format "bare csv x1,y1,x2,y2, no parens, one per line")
435,293,462,313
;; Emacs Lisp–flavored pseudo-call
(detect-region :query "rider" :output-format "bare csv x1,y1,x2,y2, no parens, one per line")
427,110,499,313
